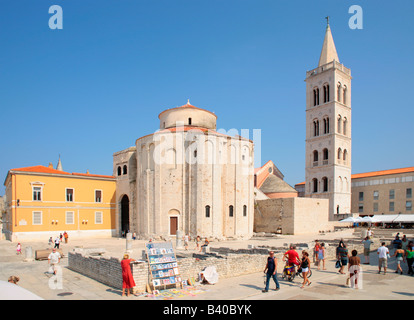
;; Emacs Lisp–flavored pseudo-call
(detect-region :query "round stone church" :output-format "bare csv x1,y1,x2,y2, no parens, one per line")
113,101,254,240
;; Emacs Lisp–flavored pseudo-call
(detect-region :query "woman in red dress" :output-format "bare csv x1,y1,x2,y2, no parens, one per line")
121,253,136,296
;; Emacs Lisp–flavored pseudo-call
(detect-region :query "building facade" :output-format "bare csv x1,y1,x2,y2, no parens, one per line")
304,22,352,220
113,101,255,240
351,167,414,216
2,164,116,242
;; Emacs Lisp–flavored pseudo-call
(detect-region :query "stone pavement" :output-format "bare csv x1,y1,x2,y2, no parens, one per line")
1,229,414,300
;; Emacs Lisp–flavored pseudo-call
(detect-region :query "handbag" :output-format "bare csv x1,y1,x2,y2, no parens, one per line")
335,260,342,268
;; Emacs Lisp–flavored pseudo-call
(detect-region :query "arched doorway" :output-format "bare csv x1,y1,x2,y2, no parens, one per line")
120,195,130,237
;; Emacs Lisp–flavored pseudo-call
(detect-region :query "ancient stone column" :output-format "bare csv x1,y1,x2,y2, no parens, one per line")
176,230,184,249
126,232,133,253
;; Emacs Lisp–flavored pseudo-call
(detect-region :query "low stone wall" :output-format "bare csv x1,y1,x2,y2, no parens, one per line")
68,238,380,292
68,251,124,289
68,249,265,292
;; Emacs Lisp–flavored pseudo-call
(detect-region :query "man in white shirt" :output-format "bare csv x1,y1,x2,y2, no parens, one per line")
48,248,61,275
377,242,389,275
54,237,60,249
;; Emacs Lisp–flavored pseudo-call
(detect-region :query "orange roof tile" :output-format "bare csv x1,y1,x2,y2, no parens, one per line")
9,166,114,179
351,166,414,179
10,165,71,175
72,172,115,179
294,166,414,186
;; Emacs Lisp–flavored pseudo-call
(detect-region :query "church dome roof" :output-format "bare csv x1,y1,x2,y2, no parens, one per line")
158,100,217,130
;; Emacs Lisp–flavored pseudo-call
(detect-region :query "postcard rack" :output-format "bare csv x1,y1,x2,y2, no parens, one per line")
145,241,182,290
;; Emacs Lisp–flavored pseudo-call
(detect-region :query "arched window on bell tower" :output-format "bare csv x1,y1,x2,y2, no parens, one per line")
337,115,342,134
343,85,347,105
313,150,319,166
323,83,330,103
323,116,330,134
322,177,328,192
337,148,343,163
313,120,320,136
337,82,342,102
323,148,329,165
313,88,320,106
312,178,318,193
343,149,348,165
343,117,348,136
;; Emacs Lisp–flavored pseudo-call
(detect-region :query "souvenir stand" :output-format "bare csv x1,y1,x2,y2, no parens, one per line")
145,241,183,291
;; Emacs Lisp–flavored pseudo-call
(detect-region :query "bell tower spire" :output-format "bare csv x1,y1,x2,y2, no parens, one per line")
56,154,63,171
318,18,339,67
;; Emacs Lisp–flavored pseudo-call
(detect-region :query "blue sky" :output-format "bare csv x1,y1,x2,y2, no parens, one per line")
0,0,413,194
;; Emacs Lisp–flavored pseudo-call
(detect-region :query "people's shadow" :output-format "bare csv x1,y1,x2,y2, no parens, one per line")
239,284,263,290
106,288,123,296
392,291,414,297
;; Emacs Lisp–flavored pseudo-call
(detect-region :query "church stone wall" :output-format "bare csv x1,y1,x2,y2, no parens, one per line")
254,197,331,235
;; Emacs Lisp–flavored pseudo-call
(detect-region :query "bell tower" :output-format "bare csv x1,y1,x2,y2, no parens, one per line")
304,20,352,220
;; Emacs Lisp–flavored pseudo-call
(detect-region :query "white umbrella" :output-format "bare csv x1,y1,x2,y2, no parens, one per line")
338,217,359,223
359,216,381,223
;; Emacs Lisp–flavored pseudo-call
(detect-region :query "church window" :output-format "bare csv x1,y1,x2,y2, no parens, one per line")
205,205,210,218
243,205,247,217
188,118,192,125
322,177,328,192
117,166,122,176
123,165,127,175
229,205,234,217
194,150,197,158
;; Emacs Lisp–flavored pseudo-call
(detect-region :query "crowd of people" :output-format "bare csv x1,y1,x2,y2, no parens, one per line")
260,231,414,293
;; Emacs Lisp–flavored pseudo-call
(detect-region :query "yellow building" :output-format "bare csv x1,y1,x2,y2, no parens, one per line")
3,163,116,242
